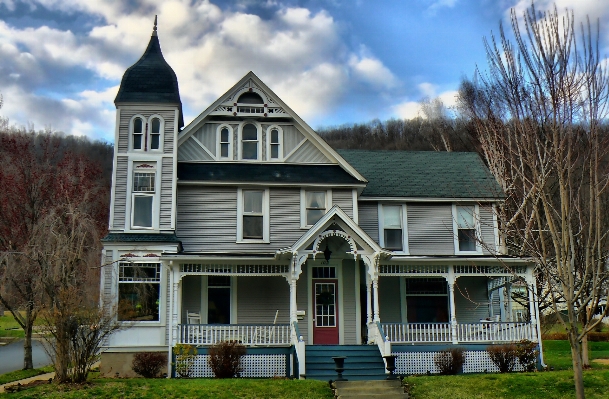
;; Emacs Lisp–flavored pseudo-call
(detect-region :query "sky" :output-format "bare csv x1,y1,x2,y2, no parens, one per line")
0,0,607,142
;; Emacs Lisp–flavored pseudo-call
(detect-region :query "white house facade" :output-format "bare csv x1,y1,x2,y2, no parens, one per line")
100,24,542,380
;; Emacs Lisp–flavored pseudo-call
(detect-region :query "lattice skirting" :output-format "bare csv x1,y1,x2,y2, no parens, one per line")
393,350,525,375
175,354,287,378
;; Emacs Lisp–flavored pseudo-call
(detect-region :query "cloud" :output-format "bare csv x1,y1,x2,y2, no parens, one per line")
427,0,458,14
391,83,458,120
0,0,402,138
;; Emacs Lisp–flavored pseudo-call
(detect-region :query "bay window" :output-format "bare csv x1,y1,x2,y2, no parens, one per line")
118,262,161,322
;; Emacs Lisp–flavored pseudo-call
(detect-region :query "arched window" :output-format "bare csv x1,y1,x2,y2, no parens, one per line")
241,123,259,160
237,92,264,104
150,118,161,150
133,117,144,150
267,126,283,161
217,125,233,159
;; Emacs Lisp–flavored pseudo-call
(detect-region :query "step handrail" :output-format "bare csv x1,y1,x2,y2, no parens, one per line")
291,321,305,379
373,321,391,358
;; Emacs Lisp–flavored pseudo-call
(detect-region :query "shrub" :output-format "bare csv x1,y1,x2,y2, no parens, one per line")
486,344,517,373
173,344,197,378
515,340,539,372
132,352,167,378
208,340,246,378
434,347,466,375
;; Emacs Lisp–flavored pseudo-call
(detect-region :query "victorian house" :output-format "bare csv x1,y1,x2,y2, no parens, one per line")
100,23,542,379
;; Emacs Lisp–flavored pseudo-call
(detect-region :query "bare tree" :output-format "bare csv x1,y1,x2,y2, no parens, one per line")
459,4,609,398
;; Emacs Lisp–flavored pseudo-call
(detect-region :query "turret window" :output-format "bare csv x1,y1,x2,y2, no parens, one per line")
133,118,144,150
150,118,161,150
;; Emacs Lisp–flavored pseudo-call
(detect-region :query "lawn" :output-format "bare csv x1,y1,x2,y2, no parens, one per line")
0,313,24,338
2,341,609,398
0,366,54,385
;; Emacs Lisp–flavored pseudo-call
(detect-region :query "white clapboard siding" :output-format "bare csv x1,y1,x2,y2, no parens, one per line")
160,157,174,230
285,140,330,163
342,260,358,344
407,204,454,255
181,275,202,324
176,187,306,252
237,276,290,324
193,123,217,158
112,157,129,229
479,205,496,255
379,276,402,323
178,137,214,161
296,267,309,343
454,277,489,323
333,190,354,219
358,202,379,244
160,110,176,154
282,125,305,157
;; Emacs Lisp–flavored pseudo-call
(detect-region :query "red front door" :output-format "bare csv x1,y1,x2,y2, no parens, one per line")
313,279,339,344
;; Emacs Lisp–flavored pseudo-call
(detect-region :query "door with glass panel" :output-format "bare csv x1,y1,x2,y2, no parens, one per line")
207,276,231,324
312,266,339,344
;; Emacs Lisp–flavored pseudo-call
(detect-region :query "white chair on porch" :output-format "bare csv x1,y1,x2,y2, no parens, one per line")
186,311,202,344
253,310,279,346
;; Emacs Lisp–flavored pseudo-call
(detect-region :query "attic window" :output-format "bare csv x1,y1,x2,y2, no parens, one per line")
237,92,263,104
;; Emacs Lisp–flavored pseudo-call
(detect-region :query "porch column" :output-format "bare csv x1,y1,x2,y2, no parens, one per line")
289,278,298,323
526,269,538,341
172,275,180,346
447,267,458,344
506,282,513,322
366,274,372,325
372,277,380,322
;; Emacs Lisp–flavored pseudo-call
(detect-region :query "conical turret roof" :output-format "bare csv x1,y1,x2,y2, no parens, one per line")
115,20,183,128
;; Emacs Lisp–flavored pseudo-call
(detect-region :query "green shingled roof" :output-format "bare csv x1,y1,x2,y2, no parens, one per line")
337,150,504,199
102,233,181,243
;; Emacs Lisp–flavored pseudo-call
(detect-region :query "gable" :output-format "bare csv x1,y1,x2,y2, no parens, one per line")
177,72,365,181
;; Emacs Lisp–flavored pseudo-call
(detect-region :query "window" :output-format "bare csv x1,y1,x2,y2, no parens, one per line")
267,126,282,160
382,205,403,251
405,278,448,323
455,205,479,252
118,263,161,321
150,118,161,150
132,117,144,150
241,123,259,160
132,165,156,229
207,276,231,324
131,115,163,151
238,189,268,241
218,125,233,159
303,191,327,227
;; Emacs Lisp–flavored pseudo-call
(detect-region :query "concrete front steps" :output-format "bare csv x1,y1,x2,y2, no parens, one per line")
305,345,387,381
333,380,408,399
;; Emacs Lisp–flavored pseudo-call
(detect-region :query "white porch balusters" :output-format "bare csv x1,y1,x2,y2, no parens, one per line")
447,267,458,344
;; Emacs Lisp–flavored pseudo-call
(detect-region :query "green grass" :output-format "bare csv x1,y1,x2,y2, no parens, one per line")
0,313,24,338
0,366,54,386
0,378,333,398
543,340,609,370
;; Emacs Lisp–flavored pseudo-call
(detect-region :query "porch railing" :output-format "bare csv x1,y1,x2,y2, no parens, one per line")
456,322,534,343
382,323,452,343
179,324,291,346
381,322,535,344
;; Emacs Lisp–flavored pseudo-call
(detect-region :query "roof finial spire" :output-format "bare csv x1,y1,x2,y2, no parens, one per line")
152,15,158,36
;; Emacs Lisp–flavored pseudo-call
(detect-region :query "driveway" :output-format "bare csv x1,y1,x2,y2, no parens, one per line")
0,339,51,374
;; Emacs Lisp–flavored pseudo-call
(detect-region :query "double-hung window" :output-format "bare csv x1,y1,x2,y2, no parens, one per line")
132,167,155,229
118,262,161,322
150,118,161,150
302,190,328,227
454,205,479,253
132,117,144,150
382,205,404,251
218,125,233,159
241,123,259,160
267,126,282,160
238,189,269,242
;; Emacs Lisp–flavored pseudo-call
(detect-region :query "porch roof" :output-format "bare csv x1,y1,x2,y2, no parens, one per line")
102,233,182,243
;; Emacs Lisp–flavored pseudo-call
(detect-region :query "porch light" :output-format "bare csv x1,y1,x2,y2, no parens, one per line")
323,243,332,261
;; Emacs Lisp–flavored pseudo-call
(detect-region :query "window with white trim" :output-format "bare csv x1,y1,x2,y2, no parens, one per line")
241,123,259,160
267,126,282,160
381,205,404,251
238,189,269,241
218,125,233,159
132,117,144,150
118,262,161,321
150,117,161,150
302,190,327,227
454,205,479,252
131,164,156,229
